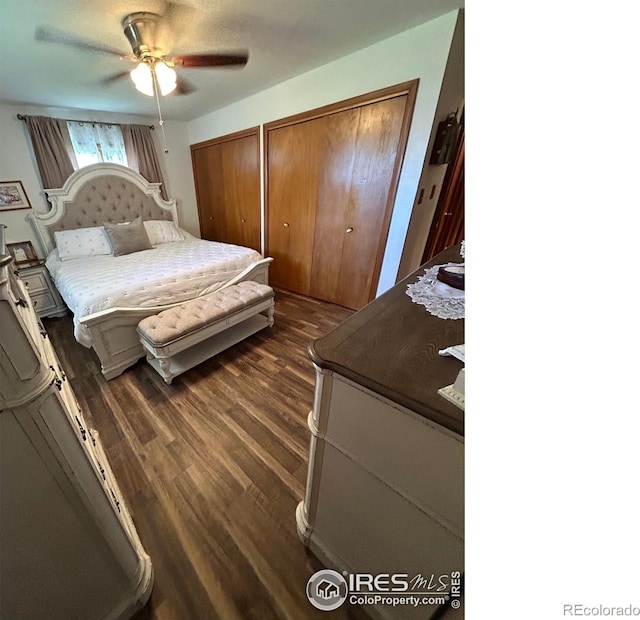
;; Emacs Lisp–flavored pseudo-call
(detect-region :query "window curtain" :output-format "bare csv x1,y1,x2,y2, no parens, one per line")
95,124,127,164
23,115,77,189
67,122,128,166
121,124,168,199
67,121,101,165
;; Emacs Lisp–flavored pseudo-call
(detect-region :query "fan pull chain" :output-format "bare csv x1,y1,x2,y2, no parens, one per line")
151,66,170,154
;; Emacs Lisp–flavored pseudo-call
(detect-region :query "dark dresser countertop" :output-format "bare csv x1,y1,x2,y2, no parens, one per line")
309,245,465,436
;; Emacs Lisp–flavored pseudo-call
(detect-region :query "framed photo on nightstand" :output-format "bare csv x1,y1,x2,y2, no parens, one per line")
7,240,39,265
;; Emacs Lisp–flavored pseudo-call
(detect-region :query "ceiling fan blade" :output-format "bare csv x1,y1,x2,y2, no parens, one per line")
171,52,249,68
174,75,196,95
100,71,131,88
35,26,135,60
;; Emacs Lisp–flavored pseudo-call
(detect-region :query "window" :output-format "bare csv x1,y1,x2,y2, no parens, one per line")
67,121,128,168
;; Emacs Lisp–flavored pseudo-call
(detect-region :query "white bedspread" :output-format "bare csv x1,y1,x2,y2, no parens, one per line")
46,238,263,347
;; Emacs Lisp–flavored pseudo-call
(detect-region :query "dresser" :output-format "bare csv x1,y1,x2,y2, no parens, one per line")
297,245,464,620
0,254,153,619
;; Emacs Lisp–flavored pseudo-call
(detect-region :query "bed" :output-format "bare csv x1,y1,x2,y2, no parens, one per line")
29,163,272,380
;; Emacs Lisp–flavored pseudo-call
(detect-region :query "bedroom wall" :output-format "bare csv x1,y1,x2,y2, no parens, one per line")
187,10,460,295
0,102,198,258
397,9,465,280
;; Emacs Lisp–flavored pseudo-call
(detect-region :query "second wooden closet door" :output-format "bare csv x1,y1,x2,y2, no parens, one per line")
192,129,261,252
266,120,322,296
267,89,411,310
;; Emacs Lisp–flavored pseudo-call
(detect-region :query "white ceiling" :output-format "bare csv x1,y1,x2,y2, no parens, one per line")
0,0,463,122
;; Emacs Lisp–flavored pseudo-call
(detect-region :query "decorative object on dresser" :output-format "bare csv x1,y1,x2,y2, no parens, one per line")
406,241,465,320
28,162,273,380
138,281,275,384
438,368,465,411
1,252,153,619
15,260,66,318
0,180,31,211
437,263,465,290
297,245,464,620
437,343,465,410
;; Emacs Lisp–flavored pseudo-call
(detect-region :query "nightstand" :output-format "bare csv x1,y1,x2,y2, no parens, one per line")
17,261,67,318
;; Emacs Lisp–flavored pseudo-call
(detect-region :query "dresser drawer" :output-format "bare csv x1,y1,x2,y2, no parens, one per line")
322,373,464,535
312,443,463,620
90,429,142,543
31,290,57,315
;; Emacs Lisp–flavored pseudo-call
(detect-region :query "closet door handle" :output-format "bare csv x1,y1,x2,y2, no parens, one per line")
283,222,290,228
241,218,246,223
346,227,354,233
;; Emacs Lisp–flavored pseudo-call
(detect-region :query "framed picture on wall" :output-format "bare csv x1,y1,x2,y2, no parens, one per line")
0,181,32,212
7,241,39,265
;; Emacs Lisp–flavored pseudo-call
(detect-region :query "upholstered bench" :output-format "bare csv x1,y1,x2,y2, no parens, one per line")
137,281,275,384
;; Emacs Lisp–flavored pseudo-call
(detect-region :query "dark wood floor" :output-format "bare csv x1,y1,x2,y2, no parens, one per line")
45,288,368,620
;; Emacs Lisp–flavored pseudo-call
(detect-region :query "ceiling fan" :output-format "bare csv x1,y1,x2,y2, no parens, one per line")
35,9,249,97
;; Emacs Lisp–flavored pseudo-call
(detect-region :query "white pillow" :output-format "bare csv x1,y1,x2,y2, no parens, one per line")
54,226,113,261
143,220,185,246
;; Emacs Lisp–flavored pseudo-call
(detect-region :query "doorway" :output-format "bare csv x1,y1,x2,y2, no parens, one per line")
422,111,464,262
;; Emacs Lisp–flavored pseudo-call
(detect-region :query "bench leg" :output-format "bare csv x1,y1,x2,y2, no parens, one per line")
158,358,174,385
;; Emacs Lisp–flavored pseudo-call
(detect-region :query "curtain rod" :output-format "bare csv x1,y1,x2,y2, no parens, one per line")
16,113,154,130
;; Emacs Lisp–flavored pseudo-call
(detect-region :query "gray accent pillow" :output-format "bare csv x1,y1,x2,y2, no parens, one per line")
104,216,153,257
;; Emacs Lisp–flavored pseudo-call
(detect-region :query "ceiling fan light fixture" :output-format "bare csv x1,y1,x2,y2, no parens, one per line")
130,61,154,96
35,11,250,104
130,60,176,96
155,61,177,96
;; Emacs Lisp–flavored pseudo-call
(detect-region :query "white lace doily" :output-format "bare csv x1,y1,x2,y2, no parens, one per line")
406,262,465,319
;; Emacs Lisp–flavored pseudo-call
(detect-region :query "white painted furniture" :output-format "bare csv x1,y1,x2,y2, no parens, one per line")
297,246,465,620
16,260,66,318
28,163,272,380
0,254,153,620
79,256,272,381
138,281,275,384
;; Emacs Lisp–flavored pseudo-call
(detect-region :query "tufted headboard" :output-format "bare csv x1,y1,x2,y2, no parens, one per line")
29,163,178,257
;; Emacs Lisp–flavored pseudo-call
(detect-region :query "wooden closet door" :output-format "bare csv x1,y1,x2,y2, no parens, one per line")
266,120,322,294
266,82,416,309
192,144,221,241
309,96,407,309
191,128,261,252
